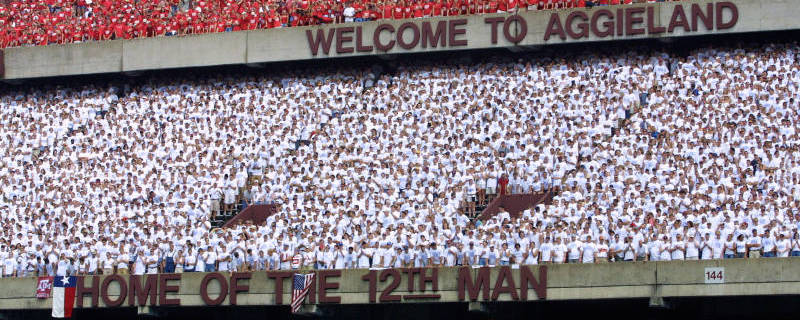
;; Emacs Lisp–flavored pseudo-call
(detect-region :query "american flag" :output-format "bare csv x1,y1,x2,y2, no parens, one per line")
291,273,315,313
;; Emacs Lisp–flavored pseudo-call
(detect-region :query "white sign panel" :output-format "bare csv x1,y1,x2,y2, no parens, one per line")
704,267,725,284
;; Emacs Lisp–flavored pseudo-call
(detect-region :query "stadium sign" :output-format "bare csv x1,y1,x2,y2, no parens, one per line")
6,0,796,80
69,266,546,308
3,260,800,312
306,1,739,56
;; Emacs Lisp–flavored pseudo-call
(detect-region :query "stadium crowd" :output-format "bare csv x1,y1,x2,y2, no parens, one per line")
0,0,680,48
1,40,800,277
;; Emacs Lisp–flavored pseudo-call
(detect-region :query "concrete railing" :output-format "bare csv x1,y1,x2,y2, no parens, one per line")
2,258,800,311
2,0,799,80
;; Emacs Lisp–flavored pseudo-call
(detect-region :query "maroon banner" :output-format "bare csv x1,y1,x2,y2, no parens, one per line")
36,276,53,299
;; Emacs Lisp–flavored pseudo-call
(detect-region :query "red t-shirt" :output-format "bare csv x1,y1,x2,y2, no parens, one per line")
382,5,394,18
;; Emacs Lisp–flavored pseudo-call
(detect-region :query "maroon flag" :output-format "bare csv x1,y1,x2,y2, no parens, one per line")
35,276,53,299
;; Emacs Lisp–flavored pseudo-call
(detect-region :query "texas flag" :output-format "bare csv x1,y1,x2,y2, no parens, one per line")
52,276,77,318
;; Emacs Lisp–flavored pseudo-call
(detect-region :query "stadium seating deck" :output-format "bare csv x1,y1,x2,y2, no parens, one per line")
0,38,799,277
0,0,683,48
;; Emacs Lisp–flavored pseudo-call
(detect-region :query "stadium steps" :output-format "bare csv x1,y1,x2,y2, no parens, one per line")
476,191,556,222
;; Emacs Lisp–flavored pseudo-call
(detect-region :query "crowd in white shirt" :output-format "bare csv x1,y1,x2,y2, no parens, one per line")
2,41,800,278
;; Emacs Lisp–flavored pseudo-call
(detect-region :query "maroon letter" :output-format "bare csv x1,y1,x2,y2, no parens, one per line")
691,3,713,31
318,270,341,303
200,272,228,306
374,24,395,52
647,6,666,34
420,268,439,292
421,21,447,48
625,7,645,36
101,275,127,307
716,2,738,30
448,19,468,46
485,17,504,44
76,276,99,308
306,29,336,56
355,26,373,52
503,15,528,43
129,274,158,306
159,274,181,306
397,22,420,50
565,11,589,39
268,271,292,305
491,266,519,301
591,9,615,38
336,27,354,54
544,13,566,41
520,265,547,300
229,272,251,305
668,5,690,33
457,267,490,301
403,268,420,292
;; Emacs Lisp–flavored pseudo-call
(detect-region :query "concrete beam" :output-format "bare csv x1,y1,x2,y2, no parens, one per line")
0,259,799,311
2,0,799,80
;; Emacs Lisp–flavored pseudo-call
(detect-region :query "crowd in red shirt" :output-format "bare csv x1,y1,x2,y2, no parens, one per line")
0,0,679,48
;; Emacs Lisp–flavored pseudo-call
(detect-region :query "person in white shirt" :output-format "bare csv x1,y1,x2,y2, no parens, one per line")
184,247,197,272
539,237,553,263
132,248,146,275
117,249,130,275
102,252,114,275
761,229,777,258
595,237,609,263
746,230,763,258
671,234,686,261
552,237,567,264
195,248,207,272
204,248,218,272
723,234,736,259
685,235,700,260
790,232,800,257
580,236,597,264
567,236,582,263
776,233,791,258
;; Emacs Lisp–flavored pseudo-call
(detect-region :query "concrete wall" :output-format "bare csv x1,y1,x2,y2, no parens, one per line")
3,0,799,79
2,258,800,311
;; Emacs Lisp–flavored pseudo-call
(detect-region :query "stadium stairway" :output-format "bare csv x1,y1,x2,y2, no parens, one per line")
477,191,556,221
221,203,280,228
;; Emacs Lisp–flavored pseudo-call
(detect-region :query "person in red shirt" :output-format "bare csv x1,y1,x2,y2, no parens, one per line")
496,0,507,12
432,0,444,16
466,0,477,15
445,0,456,16
487,0,498,13
498,174,509,196
421,0,432,17
526,0,539,10
270,10,282,28
507,0,519,13
100,24,113,40
382,1,394,19
154,22,167,36
392,1,404,19
410,1,421,18
72,25,84,43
